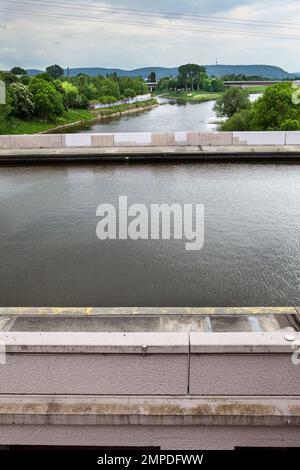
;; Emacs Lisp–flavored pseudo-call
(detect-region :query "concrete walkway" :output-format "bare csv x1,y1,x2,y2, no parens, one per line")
1,145,300,163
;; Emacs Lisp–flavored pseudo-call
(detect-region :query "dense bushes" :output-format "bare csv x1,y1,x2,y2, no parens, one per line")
214,88,251,118
219,83,300,131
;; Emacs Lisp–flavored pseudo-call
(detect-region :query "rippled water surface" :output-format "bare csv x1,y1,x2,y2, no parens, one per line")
0,162,299,307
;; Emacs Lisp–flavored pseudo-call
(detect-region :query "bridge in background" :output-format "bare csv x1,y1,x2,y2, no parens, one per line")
146,81,158,92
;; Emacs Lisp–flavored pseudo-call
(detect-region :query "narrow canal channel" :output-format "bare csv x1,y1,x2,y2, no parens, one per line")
64,94,259,133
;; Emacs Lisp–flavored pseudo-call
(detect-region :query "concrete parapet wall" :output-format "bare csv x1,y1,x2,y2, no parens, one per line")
0,329,300,449
9,134,63,149
286,131,300,145
0,331,299,397
233,131,286,146
3,131,300,150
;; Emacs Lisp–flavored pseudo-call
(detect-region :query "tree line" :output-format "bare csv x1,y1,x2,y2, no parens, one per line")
157,64,225,93
215,83,300,131
0,64,149,124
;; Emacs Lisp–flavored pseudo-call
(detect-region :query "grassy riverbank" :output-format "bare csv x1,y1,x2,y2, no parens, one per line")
159,91,223,102
1,109,95,135
91,99,157,119
1,100,157,135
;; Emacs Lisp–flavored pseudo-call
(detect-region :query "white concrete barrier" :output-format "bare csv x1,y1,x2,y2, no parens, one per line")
3,132,300,150
286,131,300,145
64,134,92,147
114,132,152,146
233,131,286,146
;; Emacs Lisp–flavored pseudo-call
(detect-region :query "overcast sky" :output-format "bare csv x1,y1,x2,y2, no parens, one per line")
1,0,300,71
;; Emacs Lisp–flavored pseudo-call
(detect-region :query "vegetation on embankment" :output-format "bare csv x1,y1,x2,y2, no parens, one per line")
0,64,150,134
159,91,223,102
0,109,95,134
92,99,157,118
217,83,300,131
1,100,157,135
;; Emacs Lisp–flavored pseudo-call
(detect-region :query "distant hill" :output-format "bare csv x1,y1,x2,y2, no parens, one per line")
26,65,300,79
205,64,293,79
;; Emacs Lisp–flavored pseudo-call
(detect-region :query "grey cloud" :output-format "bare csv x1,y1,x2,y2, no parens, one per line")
89,0,254,15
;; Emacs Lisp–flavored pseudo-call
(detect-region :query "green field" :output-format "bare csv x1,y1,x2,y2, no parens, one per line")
159,91,223,102
245,85,268,94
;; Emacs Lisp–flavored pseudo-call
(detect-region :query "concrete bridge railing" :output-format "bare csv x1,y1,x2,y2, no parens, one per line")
2,131,300,150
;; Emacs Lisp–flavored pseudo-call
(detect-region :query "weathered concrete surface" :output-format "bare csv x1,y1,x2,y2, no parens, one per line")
0,353,188,395
233,132,286,146
190,354,300,396
0,308,295,334
10,135,63,149
114,132,152,146
1,145,300,162
91,133,114,147
0,323,299,448
199,132,233,146
0,424,299,449
0,331,189,354
0,136,10,149
190,331,300,353
0,395,299,427
0,306,296,317
8,315,214,333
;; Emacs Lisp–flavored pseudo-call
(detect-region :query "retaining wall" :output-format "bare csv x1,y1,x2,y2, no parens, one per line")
2,131,300,149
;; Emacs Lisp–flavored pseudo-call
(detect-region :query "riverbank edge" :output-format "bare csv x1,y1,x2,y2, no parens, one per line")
157,92,222,103
43,100,159,134
1,145,300,163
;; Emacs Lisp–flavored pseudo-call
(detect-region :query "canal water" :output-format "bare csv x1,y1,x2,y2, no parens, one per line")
0,162,299,307
67,94,259,134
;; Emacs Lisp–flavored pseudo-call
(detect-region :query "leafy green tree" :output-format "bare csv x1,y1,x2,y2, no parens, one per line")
132,77,148,95
10,82,34,118
29,78,64,121
251,83,300,130
124,88,136,98
98,96,117,104
178,64,206,91
220,109,253,131
279,119,300,130
20,75,31,86
61,81,81,109
156,78,170,92
214,88,251,118
35,73,53,82
10,67,27,76
46,64,64,79
0,71,19,84
211,78,225,92
148,72,156,82
99,78,120,99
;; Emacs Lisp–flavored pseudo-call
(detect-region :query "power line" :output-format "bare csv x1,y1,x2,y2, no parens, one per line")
4,0,300,30
2,6,300,41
